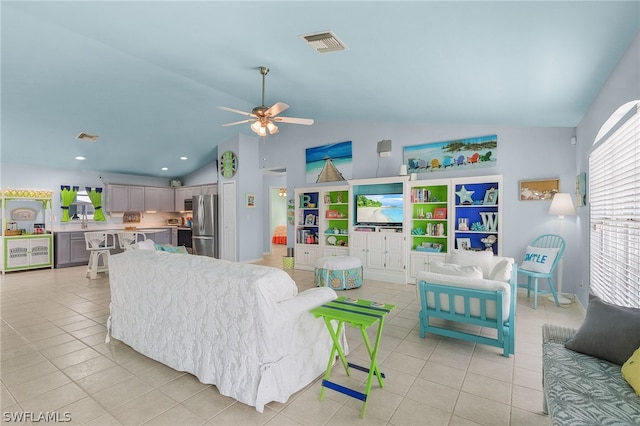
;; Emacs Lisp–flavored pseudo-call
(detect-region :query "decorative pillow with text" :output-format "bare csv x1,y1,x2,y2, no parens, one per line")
520,246,559,274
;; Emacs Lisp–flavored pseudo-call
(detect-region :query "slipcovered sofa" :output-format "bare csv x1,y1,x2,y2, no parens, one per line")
106,250,343,412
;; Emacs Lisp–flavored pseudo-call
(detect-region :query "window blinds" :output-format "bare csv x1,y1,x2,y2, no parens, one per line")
589,103,639,308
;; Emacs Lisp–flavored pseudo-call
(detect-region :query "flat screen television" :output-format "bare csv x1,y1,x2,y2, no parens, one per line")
356,193,404,225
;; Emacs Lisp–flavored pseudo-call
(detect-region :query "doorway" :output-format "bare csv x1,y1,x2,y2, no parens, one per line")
269,186,288,257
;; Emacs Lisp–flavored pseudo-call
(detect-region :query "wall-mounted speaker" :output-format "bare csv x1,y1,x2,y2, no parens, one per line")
377,139,392,157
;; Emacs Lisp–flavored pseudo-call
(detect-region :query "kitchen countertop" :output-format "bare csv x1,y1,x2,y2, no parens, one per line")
53,226,175,233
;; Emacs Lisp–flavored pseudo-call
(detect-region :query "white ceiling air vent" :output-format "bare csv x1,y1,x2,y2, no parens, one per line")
76,132,99,142
300,31,348,53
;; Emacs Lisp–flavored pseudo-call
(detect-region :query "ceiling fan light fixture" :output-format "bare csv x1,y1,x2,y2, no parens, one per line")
250,121,262,133
266,121,278,134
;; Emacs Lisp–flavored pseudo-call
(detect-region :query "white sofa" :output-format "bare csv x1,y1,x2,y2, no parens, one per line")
417,250,517,356
106,250,342,412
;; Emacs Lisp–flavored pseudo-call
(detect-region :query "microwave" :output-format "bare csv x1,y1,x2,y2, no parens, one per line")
167,218,180,226
184,198,193,211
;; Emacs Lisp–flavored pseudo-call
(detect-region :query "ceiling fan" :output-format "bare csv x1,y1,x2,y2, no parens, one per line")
219,66,314,136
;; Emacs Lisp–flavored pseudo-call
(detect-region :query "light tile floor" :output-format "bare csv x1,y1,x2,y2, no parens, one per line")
1,247,586,425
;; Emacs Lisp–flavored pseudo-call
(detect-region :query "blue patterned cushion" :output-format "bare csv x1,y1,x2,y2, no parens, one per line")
543,340,640,425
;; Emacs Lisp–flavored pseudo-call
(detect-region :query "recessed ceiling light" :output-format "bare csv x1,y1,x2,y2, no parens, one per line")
76,132,99,142
75,156,85,160
180,156,188,160
161,167,168,171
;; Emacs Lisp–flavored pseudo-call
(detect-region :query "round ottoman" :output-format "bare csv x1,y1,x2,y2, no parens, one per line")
314,256,363,290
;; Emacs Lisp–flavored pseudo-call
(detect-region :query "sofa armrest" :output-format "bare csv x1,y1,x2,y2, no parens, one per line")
542,323,577,345
278,287,337,317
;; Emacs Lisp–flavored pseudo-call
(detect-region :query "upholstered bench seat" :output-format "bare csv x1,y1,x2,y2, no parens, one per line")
314,256,362,290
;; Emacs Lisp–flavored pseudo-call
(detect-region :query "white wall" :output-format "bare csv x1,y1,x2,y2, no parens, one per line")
574,33,640,308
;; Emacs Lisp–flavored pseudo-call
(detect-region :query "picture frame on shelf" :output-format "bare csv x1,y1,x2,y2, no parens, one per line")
305,214,316,225
483,187,498,205
425,212,433,219
434,207,447,219
456,238,472,250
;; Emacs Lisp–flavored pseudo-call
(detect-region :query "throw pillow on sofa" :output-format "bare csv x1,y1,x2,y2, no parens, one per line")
489,258,513,283
564,294,640,365
622,346,640,396
520,246,559,274
430,262,483,279
447,249,494,278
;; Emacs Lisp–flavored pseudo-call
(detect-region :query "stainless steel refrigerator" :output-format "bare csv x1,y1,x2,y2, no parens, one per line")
192,194,219,258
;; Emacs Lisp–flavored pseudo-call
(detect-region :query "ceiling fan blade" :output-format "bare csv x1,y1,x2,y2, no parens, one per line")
273,116,314,125
218,106,257,118
265,102,289,117
222,119,254,127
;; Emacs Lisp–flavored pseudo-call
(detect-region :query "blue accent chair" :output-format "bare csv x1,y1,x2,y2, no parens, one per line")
518,234,566,310
417,254,517,357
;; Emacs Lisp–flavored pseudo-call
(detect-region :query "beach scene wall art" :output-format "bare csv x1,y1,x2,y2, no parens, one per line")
403,134,498,173
306,141,353,183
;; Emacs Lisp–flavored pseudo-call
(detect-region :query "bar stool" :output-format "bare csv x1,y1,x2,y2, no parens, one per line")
84,231,115,279
117,231,147,251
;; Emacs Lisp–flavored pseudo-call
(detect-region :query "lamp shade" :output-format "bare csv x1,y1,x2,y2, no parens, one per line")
548,193,576,218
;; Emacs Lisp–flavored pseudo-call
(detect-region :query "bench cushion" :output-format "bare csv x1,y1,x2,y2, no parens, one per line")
417,271,511,319
543,327,640,425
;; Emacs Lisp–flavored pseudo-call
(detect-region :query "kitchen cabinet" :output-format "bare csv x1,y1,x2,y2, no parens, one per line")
106,184,144,212
55,231,93,268
201,184,217,195
175,186,199,211
3,236,53,272
142,229,171,245
144,187,175,212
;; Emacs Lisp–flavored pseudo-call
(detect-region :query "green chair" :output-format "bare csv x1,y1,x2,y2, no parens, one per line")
518,234,566,309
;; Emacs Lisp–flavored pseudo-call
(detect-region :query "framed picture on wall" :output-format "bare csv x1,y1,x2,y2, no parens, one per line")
519,178,559,201
246,193,255,208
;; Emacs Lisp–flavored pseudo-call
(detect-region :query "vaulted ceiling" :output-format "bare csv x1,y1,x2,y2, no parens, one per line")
2,1,638,178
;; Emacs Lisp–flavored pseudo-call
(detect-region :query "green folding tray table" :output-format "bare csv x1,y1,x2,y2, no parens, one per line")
310,296,396,418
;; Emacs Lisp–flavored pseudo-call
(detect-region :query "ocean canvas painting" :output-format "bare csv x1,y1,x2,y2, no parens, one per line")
404,135,498,173
306,141,353,184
